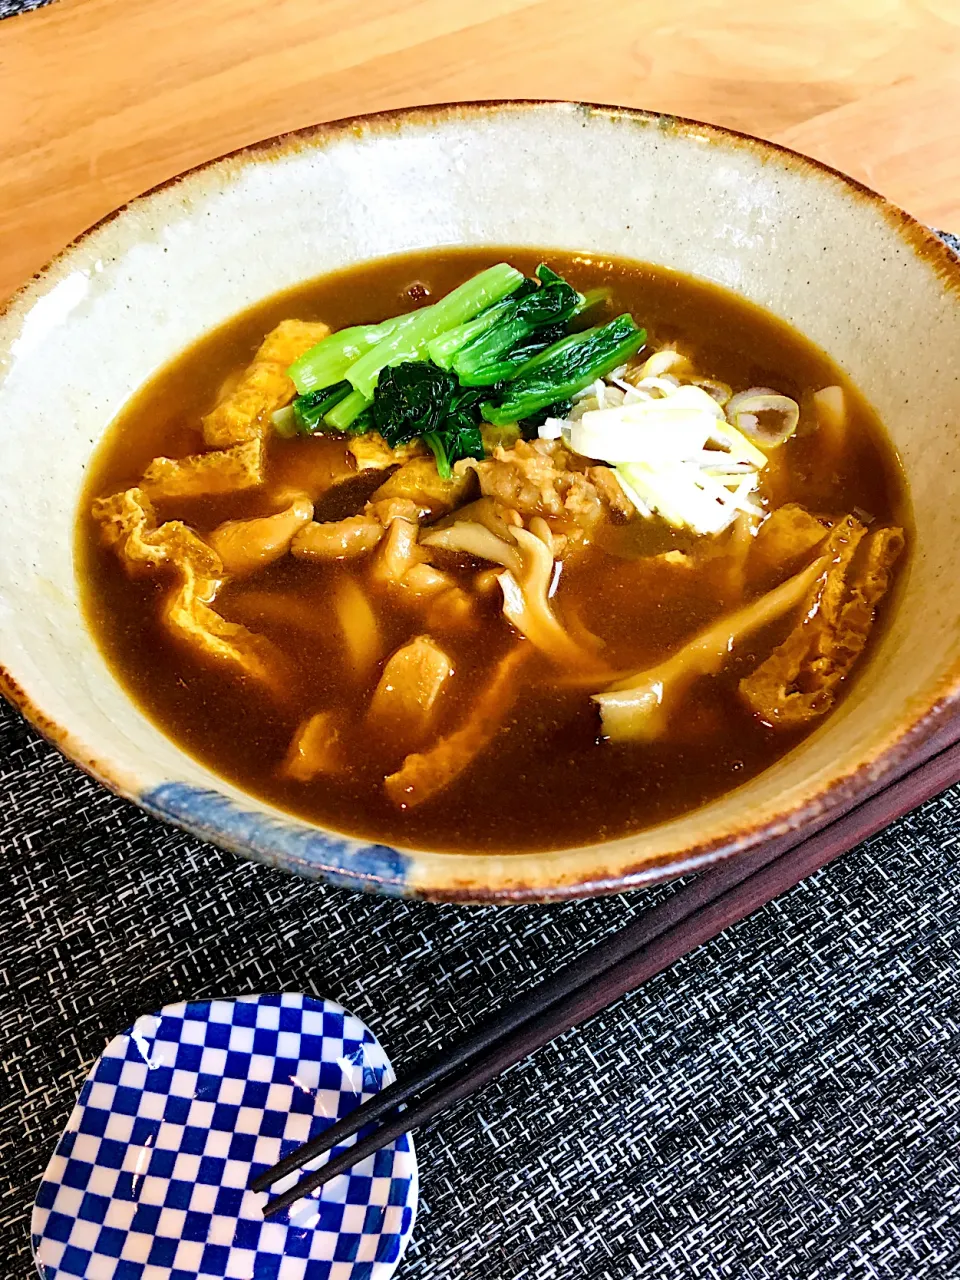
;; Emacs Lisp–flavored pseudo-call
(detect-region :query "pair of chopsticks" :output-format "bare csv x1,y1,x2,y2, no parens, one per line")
254,724,960,1217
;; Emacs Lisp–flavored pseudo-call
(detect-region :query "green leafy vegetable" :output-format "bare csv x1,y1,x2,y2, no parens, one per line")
289,381,353,434
535,264,565,287
575,287,611,316
324,388,372,431
368,368,487,477
424,420,485,479
452,276,581,381
280,261,647,474
455,323,568,387
426,279,539,369
346,263,525,399
372,362,457,448
482,316,647,426
288,317,410,394
433,384,487,476
421,432,449,477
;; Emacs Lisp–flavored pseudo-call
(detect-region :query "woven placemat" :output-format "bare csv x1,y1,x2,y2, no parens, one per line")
0,1,51,18
4,236,960,1279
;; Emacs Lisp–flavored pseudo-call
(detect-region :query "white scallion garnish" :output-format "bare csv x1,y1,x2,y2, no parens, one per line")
540,372,773,535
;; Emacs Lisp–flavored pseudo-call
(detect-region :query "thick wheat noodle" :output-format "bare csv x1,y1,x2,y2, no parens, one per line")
593,555,829,741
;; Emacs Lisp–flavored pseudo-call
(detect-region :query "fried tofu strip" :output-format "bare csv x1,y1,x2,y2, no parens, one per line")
593,555,829,742
370,457,474,520
348,433,426,472
385,646,528,808
740,519,904,727
92,487,282,686
139,321,329,500
141,438,265,500
750,503,830,582
202,319,330,448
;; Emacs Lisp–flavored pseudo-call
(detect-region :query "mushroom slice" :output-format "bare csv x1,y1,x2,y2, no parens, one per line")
281,711,347,781
207,494,314,576
498,528,604,672
421,522,521,575
366,636,455,755
292,515,384,561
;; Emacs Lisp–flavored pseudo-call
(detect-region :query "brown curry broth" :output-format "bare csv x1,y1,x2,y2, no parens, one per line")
77,248,908,853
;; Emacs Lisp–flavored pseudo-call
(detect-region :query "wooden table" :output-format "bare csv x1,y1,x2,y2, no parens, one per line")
2,0,959,303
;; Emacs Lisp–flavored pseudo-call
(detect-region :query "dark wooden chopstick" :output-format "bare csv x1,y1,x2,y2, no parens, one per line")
252,818,796,1193
255,721,954,1199
258,727,960,1217
253,779,855,1200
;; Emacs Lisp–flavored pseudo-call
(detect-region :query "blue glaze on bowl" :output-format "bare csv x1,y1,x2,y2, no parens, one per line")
143,784,411,895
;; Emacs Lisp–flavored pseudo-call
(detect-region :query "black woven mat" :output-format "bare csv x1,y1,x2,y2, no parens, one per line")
0,0,51,18
4,238,960,1280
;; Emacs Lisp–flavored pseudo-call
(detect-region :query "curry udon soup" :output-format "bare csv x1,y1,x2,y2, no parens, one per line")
79,249,908,853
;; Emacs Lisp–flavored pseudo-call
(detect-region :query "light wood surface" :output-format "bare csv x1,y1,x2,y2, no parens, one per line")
2,0,960,302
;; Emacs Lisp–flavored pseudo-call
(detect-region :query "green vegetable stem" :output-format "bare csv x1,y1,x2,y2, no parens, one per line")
482,316,647,426
346,263,524,399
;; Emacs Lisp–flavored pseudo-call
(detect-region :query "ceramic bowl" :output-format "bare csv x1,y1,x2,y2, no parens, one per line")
2,101,959,902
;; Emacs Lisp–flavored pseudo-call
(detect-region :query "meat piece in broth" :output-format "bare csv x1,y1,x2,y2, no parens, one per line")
586,465,636,521
141,438,265,500
207,494,314,577
371,518,421,585
366,636,455,756
740,517,904,727
424,585,476,632
459,439,607,533
92,488,283,686
202,319,330,448
282,710,347,781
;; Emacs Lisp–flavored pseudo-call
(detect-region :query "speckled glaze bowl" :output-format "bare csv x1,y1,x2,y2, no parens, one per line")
1,101,959,902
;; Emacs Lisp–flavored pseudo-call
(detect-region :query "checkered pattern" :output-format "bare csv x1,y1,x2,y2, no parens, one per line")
30,995,417,1280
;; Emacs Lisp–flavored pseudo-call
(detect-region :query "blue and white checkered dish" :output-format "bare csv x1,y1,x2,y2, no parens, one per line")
31,994,418,1280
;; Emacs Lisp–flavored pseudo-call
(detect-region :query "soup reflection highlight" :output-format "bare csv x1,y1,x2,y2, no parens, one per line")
78,249,908,852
